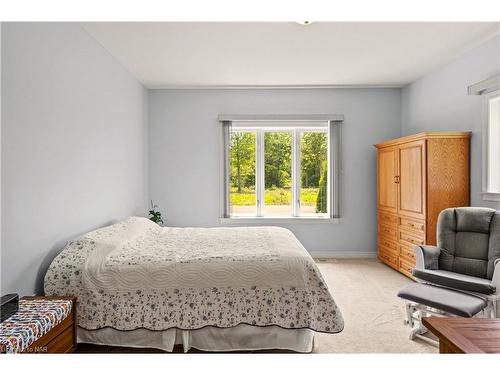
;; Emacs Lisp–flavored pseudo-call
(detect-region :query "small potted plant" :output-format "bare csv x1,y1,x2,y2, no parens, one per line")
148,200,164,225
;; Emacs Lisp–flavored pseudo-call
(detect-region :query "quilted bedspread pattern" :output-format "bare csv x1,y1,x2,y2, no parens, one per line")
44,217,343,333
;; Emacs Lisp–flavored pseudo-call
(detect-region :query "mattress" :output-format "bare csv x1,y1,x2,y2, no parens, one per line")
44,217,343,336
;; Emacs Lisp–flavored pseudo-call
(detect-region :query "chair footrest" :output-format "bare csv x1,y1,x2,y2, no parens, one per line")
397,283,487,317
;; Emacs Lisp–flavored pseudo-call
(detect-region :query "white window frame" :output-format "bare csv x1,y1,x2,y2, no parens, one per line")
219,115,343,223
482,89,500,201
468,75,500,202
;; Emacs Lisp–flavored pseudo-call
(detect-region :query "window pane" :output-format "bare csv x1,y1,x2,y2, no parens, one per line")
300,131,328,216
229,131,256,216
264,132,292,217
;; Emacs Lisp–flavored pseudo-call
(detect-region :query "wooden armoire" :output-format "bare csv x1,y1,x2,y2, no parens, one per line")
374,132,471,278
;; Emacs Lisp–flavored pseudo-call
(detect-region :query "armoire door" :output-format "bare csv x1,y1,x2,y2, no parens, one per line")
398,140,426,219
377,147,398,213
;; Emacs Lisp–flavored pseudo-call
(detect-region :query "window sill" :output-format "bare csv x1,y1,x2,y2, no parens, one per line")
219,217,339,224
481,191,500,202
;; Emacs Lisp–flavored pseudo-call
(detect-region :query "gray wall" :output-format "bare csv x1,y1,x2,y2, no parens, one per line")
1,23,149,295
3,23,494,295
402,34,500,209
149,89,401,255
0,23,3,292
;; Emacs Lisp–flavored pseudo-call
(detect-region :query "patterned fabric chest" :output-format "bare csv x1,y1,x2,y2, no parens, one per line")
0,297,76,353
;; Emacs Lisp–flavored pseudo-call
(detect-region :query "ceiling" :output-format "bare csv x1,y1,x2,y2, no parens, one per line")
82,22,499,88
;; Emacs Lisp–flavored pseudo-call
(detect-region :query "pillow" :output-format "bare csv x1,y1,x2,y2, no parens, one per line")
82,216,159,247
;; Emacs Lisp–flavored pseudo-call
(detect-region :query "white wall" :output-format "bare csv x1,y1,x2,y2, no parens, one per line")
402,34,500,209
1,23,149,295
149,89,401,255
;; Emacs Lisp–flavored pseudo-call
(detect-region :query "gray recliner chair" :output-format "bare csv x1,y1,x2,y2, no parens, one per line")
398,207,500,344
413,207,500,317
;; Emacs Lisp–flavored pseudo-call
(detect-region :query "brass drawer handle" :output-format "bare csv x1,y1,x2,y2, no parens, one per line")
405,251,415,259
400,261,412,271
407,222,423,230
402,235,422,245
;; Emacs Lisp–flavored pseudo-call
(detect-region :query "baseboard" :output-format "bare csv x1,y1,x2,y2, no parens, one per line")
308,250,377,259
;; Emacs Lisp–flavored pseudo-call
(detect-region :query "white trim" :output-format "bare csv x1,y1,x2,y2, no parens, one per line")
481,192,500,201
219,114,344,122
231,123,328,130
468,74,500,95
256,130,264,217
481,88,500,200
219,217,338,225
309,251,377,259
292,129,300,217
150,85,403,90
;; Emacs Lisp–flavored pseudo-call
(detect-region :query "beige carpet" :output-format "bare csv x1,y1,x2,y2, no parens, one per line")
313,259,436,353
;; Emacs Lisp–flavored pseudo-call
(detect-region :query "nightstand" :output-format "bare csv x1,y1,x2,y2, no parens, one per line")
0,296,77,353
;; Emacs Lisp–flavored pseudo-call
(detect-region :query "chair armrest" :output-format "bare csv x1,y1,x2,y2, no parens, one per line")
492,259,500,294
414,245,441,270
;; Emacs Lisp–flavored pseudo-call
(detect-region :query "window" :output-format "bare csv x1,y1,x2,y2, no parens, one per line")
469,74,500,201
483,89,500,199
220,116,342,220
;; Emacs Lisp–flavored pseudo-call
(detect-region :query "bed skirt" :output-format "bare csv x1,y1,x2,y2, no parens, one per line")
78,325,315,353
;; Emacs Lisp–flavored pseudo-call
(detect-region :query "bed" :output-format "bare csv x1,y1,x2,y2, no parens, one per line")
44,217,344,352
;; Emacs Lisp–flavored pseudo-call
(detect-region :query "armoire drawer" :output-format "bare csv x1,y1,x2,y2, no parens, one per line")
398,230,424,247
378,212,398,227
379,238,398,252
399,245,416,262
378,247,398,269
399,217,425,235
399,258,416,279
379,224,398,242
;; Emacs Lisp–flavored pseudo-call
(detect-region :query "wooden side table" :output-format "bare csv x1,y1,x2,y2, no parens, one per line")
423,317,500,353
0,296,77,353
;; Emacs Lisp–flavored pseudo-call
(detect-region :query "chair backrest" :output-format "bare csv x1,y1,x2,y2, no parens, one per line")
437,207,500,280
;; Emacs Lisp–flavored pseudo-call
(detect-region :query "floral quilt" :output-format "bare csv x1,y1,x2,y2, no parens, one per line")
44,217,343,333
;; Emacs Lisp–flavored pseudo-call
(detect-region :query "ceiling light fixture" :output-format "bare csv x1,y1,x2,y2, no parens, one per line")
296,21,315,26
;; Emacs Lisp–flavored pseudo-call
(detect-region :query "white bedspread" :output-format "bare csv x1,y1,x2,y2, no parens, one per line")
44,217,344,333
